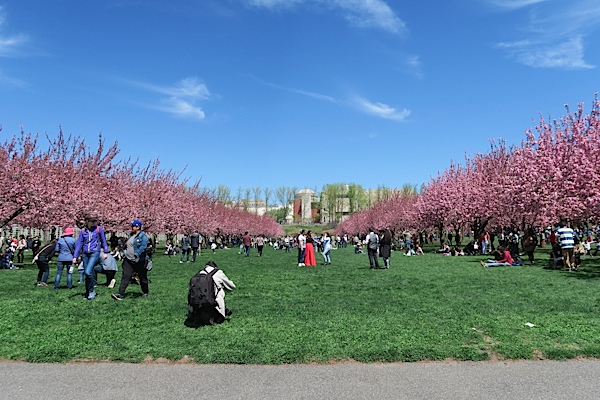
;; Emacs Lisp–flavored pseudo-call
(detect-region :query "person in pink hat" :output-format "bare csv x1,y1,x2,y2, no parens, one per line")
54,227,77,290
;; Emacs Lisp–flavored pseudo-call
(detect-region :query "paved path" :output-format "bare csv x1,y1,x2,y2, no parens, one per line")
2,360,599,399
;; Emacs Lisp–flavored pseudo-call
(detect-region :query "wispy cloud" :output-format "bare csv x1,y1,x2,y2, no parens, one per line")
251,76,336,102
496,36,593,70
246,0,405,34
491,0,599,69
0,6,31,87
254,77,410,121
0,69,26,87
0,6,29,57
126,77,210,120
487,0,547,10
352,96,411,121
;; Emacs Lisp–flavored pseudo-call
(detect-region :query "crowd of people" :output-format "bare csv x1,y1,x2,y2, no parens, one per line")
4,216,598,330
430,221,596,271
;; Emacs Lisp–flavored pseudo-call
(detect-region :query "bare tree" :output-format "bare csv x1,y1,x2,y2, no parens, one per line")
252,186,262,214
275,186,288,221
236,187,243,209
217,184,231,204
244,188,251,211
264,187,272,213
286,186,297,221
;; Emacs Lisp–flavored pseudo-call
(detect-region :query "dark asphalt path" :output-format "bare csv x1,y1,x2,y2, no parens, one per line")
2,360,599,399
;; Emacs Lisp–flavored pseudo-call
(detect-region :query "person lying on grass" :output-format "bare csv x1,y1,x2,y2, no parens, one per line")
480,247,513,267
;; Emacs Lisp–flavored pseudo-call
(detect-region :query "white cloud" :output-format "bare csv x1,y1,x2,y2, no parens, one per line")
331,0,405,33
155,98,206,119
487,0,547,10
497,36,594,70
492,0,599,69
353,96,411,121
0,6,29,57
253,77,410,121
0,69,26,86
246,0,405,33
255,77,336,102
127,77,210,120
247,0,303,8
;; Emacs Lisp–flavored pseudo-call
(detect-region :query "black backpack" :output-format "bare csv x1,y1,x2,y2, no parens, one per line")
188,267,218,309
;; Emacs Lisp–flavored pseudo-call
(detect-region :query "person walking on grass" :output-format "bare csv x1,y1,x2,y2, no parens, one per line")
321,232,332,265
242,231,252,257
54,227,76,290
367,228,380,269
557,221,576,272
112,220,149,301
34,239,57,286
255,235,265,257
72,214,109,300
180,233,191,263
379,228,392,269
190,232,201,262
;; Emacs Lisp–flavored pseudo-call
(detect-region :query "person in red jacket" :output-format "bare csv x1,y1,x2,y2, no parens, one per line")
480,247,514,267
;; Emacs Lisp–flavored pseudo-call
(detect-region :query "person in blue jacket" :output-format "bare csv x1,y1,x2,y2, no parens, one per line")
54,227,77,290
112,219,149,300
72,214,109,300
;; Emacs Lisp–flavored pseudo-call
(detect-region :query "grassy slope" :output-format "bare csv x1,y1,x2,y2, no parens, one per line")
1,244,599,363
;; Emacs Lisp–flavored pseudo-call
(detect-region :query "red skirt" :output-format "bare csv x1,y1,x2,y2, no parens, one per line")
305,243,316,266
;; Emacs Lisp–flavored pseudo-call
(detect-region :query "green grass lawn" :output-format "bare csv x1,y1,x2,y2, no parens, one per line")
1,244,600,364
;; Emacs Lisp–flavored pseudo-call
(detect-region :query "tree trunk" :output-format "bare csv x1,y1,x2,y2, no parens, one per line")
0,202,30,229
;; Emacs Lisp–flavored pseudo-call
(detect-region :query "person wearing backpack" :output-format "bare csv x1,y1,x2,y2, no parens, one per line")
367,228,380,269
186,260,235,326
111,219,149,300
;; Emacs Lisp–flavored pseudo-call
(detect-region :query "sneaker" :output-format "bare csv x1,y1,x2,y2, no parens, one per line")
112,293,124,301
179,261,183,263
87,291,96,300
141,293,148,298
108,279,116,289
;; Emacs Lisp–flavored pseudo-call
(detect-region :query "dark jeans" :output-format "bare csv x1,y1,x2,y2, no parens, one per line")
36,256,50,283
118,258,148,296
191,247,199,262
368,248,379,269
93,264,116,284
180,248,190,262
17,249,24,263
298,248,305,264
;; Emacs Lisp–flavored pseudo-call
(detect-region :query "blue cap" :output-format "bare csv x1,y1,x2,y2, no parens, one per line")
132,219,143,227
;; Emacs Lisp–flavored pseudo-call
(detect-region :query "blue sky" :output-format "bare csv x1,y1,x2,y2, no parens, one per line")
1,0,599,194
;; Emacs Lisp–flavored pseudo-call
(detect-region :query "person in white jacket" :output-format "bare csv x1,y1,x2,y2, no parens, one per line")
186,261,236,326
204,261,236,320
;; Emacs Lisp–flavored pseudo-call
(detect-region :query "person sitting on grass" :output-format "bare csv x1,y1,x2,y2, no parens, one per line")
437,241,451,253
415,244,424,255
480,246,513,267
186,261,236,327
354,242,364,254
